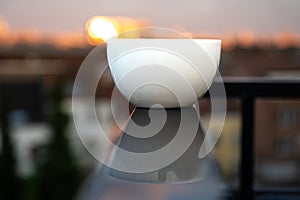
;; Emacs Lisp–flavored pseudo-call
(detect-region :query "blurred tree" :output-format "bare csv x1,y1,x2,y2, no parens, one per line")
31,78,81,200
0,85,21,200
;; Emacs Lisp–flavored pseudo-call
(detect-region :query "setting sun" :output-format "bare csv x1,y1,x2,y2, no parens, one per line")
86,16,118,44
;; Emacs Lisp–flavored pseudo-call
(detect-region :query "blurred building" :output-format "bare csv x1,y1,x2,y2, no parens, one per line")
1,41,300,186
256,100,300,184
220,46,300,185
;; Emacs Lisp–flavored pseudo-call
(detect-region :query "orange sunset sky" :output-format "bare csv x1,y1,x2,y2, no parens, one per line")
0,0,300,49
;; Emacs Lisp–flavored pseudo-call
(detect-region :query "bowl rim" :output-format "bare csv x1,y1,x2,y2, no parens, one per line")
107,38,222,43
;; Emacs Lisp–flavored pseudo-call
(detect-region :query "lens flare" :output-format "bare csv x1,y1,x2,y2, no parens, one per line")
86,16,118,44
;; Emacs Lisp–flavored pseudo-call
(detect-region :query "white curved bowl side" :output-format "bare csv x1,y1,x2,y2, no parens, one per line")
107,39,221,108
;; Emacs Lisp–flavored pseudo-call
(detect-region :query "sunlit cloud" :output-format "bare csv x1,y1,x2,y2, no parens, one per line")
52,32,87,49
237,30,256,48
0,17,9,38
272,32,300,49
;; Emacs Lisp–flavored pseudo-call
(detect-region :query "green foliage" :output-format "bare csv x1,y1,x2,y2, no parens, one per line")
30,79,82,200
0,85,21,200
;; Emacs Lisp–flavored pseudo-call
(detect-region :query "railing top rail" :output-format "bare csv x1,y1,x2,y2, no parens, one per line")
205,77,300,98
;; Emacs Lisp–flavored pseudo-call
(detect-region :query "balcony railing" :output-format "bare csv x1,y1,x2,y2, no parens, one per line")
205,77,300,200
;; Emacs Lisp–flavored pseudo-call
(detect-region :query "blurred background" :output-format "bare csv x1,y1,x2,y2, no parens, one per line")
0,0,300,199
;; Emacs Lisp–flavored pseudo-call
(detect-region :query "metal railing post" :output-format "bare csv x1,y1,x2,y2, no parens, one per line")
240,96,255,200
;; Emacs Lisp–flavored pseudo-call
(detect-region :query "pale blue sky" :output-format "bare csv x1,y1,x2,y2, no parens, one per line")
1,0,299,35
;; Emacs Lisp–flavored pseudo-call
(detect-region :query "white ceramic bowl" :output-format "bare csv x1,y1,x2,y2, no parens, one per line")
107,39,221,108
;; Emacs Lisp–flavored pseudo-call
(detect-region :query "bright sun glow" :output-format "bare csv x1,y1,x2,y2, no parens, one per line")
86,16,118,44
